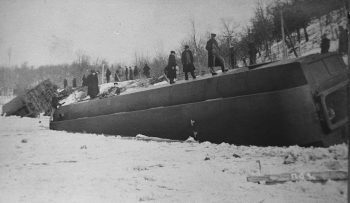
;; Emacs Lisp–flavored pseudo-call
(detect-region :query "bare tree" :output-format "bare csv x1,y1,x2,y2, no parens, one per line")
221,18,240,39
190,18,199,56
178,18,208,73
189,18,208,66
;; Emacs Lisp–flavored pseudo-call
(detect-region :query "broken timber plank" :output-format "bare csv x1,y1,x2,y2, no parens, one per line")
247,171,347,184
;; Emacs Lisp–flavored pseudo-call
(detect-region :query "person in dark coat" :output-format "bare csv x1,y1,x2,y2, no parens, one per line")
82,74,87,86
338,26,348,55
241,56,248,67
93,71,99,96
63,79,68,88
105,68,111,83
50,92,60,121
133,66,139,79
87,70,99,99
125,67,129,80
181,45,196,80
229,46,236,68
72,78,77,88
143,63,151,78
320,34,330,54
129,67,134,80
164,51,177,84
205,33,227,75
248,41,257,65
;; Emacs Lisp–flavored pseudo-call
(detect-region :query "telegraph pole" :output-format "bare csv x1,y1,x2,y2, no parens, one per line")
224,34,234,69
280,9,288,59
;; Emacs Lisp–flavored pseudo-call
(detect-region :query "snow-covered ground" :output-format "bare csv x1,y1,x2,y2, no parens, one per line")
0,114,347,202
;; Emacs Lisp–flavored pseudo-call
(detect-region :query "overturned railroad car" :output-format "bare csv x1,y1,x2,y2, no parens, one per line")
50,53,348,146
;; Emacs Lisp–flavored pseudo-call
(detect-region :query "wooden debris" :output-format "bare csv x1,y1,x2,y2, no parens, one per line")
99,86,126,98
149,75,167,85
247,171,347,184
256,160,262,174
2,80,58,117
283,153,297,164
23,80,58,116
232,154,241,158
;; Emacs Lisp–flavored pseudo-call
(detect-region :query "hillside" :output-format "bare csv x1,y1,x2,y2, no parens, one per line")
258,8,348,64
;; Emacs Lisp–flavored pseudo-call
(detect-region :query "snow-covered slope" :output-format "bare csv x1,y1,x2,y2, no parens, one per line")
259,8,348,64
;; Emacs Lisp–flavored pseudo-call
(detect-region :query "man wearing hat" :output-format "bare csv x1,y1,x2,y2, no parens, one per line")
86,70,99,99
164,51,177,84
143,63,151,78
181,45,196,80
205,33,227,75
125,67,129,81
50,91,60,121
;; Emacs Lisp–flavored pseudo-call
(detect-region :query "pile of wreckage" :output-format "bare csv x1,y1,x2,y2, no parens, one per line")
2,80,58,117
2,75,168,117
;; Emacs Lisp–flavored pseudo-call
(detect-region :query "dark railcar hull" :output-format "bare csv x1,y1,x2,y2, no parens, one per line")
50,85,346,146
50,53,348,146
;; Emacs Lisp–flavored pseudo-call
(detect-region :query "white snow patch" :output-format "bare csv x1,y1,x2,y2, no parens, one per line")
0,116,347,202
153,81,168,86
60,90,88,106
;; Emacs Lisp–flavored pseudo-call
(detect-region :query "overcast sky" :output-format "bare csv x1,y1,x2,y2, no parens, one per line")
0,0,260,67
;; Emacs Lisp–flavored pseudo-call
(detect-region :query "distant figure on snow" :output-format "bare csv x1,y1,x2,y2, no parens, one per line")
63,79,68,88
164,51,177,84
133,66,139,79
248,41,257,65
105,68,111,83
50,92,62,121
229,46,237,68
82,74,87,87
72,78,77,88
205,33,227,75
129,67,134,80
241,56,248,67
320,34,330,54
143,63,151,78
181,45,196,80
87,70,99,99
338,26,348,55
125,67,129,80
